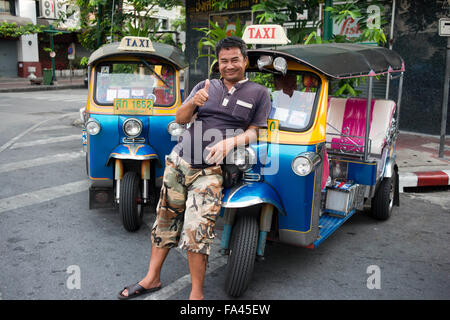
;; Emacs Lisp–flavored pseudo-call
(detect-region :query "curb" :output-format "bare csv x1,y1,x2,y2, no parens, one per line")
399,170,450,192
0,84,86,93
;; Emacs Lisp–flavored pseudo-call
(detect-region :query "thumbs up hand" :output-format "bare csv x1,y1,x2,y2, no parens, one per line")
192,79,210,107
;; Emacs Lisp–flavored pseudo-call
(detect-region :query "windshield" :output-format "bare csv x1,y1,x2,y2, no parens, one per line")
249,71,320,131
94,61,176,106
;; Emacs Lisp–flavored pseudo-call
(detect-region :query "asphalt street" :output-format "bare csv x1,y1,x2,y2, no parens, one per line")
0,89,449,300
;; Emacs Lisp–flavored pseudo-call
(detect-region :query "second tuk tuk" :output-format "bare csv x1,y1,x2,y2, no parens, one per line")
81,36,188,232
216,25,405,297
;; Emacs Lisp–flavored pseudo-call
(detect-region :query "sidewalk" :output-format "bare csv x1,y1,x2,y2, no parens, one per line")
0,77,448,191
396,131,449,191
0,76,86,92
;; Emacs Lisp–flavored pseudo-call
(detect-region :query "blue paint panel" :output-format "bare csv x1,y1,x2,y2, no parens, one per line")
264,144,317,233
88,114,120,179
347,161,377,185
222,182,285,214
313,211,356,247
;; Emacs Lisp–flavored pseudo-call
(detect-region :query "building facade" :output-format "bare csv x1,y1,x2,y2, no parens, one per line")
184,0,449,135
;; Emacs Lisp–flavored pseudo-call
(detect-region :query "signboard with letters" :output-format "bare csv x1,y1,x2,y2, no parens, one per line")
242,24,290,45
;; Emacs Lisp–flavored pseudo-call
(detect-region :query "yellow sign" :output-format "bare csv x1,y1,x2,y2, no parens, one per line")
118,36,155,52
267,119,279,142
113,99,154,115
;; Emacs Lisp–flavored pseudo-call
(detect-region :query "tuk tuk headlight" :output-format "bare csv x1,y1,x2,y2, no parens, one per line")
292,152,321,176
123,118,142,138
167,121,185,137
273,57,287,75
233,147,256,172
257,55,273,70
86,118,101,135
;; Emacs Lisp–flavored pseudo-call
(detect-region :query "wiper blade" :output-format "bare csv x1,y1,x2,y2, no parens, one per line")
139,58,170,88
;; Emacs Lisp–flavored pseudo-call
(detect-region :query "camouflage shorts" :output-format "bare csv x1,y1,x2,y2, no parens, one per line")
151,151,223,256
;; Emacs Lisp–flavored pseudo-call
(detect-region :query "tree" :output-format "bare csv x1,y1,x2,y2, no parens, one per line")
66,0,182,51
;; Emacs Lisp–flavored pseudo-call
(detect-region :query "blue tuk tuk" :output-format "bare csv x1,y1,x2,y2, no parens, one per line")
217,25,405,297
81,36,188,231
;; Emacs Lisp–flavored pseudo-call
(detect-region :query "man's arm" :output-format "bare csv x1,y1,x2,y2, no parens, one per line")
175,79,210,124
205,125,259,165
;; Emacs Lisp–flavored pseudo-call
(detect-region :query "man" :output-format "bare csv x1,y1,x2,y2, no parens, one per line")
118,36,271,300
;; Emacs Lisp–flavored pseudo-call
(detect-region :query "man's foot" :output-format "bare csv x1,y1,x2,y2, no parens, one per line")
118,280,162,299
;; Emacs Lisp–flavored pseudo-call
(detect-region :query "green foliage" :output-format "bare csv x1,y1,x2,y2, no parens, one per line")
0,22,46,38
194,17,245,73
304,1,389,97
248,72,274,91
70,0,183,51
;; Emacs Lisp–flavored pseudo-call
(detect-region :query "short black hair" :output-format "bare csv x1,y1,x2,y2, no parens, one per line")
215,36,247,58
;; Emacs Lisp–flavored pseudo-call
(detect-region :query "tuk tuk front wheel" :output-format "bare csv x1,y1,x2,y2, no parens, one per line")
119,171,143,232
224,213,259,297
371,177,394,221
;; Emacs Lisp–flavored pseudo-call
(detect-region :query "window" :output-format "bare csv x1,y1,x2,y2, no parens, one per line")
0,0,14,14
95,62,176,107
249,71,321,131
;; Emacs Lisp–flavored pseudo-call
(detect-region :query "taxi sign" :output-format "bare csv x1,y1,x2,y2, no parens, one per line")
242,25,290,45
118,36,155,52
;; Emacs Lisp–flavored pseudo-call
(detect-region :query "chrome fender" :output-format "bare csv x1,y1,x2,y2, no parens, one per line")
106,144,159,166
221,182,285,215
383,157,396,178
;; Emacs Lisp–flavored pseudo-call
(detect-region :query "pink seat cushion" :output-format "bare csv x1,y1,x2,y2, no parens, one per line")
330,98,375,152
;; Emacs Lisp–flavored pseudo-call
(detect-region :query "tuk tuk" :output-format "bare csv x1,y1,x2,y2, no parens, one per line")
80,36,188,232
217,25,405,297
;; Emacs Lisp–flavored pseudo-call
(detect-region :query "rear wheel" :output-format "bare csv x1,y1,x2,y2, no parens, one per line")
224,213,259,297
371,177,395,220
119,171,143,232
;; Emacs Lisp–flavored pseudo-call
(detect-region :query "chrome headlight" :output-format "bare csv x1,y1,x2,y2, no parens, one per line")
167,121,185,137
292,152,321,176
273,57,287,75
86,118,101,135
123,118,142,138
257,55,273,70
233,147,256,172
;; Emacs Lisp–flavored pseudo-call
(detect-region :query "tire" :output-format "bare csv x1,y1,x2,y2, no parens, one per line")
224,213,259,297
119,171,143,232
371,177,395,221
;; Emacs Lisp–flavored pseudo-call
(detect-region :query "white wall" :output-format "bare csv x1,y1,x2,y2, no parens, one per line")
16,0,39,62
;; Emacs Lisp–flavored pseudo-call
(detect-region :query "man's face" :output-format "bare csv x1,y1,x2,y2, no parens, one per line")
218,47,248,84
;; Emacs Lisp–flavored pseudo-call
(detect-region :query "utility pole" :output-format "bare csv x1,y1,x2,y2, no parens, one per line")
323,0,333,41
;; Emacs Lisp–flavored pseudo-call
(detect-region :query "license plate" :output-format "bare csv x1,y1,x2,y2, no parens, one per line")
113,99,154,115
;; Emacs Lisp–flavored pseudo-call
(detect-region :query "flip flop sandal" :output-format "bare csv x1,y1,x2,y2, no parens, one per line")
117,282,162,300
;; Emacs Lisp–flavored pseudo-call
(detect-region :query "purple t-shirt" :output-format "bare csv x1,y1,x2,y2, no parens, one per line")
173,78,271,168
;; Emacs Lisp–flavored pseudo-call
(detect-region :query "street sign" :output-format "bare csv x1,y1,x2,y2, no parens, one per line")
68,43,76,60
439,18,450,37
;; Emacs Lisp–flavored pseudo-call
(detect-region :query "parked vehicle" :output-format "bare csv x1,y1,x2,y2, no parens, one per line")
80,36,188,232
217,25,405,297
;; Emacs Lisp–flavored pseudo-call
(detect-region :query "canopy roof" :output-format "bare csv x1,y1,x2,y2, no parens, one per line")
246,43,405,79
88,41,188,69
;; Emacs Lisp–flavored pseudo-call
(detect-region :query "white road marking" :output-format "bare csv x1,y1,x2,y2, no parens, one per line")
145,255,227,300
0,112,78,153
0,151,84,173
421,142,450,151
0,180,89,214
10,134,81,149
34,125,72,132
